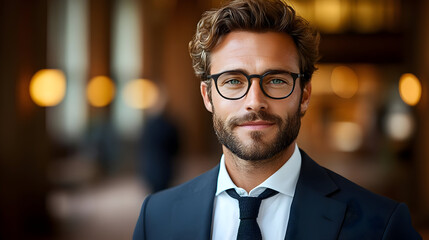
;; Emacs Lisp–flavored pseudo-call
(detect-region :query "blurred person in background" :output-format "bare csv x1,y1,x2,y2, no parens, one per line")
134,0,421,239
138,82,180,193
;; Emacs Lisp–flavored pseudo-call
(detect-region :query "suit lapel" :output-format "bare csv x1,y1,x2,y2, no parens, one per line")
170,165,219,239
285,150,346,240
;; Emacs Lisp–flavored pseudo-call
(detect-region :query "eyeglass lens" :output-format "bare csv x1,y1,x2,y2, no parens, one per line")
216,71,294,99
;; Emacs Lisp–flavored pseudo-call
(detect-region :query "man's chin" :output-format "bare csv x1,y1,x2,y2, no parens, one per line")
228,141,285,161
231,148,285,162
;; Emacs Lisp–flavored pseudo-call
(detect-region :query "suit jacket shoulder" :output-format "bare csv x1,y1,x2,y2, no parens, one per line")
133,165,219,240
286,150,421,240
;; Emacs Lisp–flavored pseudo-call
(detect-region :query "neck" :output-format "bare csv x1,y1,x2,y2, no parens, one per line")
223,142,296,193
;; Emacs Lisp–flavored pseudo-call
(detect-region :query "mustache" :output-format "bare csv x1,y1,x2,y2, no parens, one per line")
228,111,283,128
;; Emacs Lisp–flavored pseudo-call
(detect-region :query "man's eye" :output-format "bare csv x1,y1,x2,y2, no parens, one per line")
270,79,286,84
225,79,242,85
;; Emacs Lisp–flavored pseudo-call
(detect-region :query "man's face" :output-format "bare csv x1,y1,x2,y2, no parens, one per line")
201,31,311,161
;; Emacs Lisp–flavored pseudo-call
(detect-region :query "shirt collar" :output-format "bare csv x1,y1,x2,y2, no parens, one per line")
216,144,302,197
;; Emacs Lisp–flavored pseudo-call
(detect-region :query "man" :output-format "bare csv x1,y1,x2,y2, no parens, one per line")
133,0,421,239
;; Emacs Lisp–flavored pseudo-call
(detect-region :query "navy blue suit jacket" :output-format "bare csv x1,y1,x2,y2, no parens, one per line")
133,150,421,239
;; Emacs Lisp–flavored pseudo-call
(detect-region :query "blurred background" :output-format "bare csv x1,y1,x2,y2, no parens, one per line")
0,0,428,239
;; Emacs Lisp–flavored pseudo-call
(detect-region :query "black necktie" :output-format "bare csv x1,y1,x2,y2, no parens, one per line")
226,188,279,240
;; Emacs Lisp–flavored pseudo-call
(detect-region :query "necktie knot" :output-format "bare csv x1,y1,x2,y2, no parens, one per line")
226,188,278,240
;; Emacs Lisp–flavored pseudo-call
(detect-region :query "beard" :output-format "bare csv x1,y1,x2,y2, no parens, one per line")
213,106,301,161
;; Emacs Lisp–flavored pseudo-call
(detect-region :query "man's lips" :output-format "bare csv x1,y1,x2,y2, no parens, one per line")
237,121,275,130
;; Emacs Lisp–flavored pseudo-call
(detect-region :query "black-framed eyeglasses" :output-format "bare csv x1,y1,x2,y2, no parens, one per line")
207,70,305,100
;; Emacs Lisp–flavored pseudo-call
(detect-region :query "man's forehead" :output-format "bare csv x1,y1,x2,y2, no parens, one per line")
210,31,300,73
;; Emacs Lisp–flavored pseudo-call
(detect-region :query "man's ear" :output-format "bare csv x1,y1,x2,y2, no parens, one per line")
300,82,311,116
200,81,213,113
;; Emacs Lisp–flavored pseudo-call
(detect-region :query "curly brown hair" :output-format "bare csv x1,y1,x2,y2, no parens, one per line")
189,0,320,90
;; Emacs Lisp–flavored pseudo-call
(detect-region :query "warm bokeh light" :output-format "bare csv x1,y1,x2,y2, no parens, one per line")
314,0,349,32
331,66,359,99
87,76,116,107
399,73,422,106
329,121,363,152
290,0,396,34
386,112,415,141
122,79,159,109
354,0,383,33
29,69,66,107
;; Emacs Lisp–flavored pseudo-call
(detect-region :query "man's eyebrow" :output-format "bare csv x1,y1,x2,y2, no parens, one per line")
217,68,248,73
263,68,292,73
218,68,292,74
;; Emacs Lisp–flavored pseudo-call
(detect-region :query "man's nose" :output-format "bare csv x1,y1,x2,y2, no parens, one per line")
244,79,268,111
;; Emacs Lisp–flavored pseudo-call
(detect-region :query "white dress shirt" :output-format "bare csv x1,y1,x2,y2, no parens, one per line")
211,144,302,240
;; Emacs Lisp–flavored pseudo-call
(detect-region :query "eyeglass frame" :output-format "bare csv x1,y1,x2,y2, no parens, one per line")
206,69,305,100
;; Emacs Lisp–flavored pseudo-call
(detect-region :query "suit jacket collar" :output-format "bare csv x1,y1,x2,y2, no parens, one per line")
285,150,346,239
